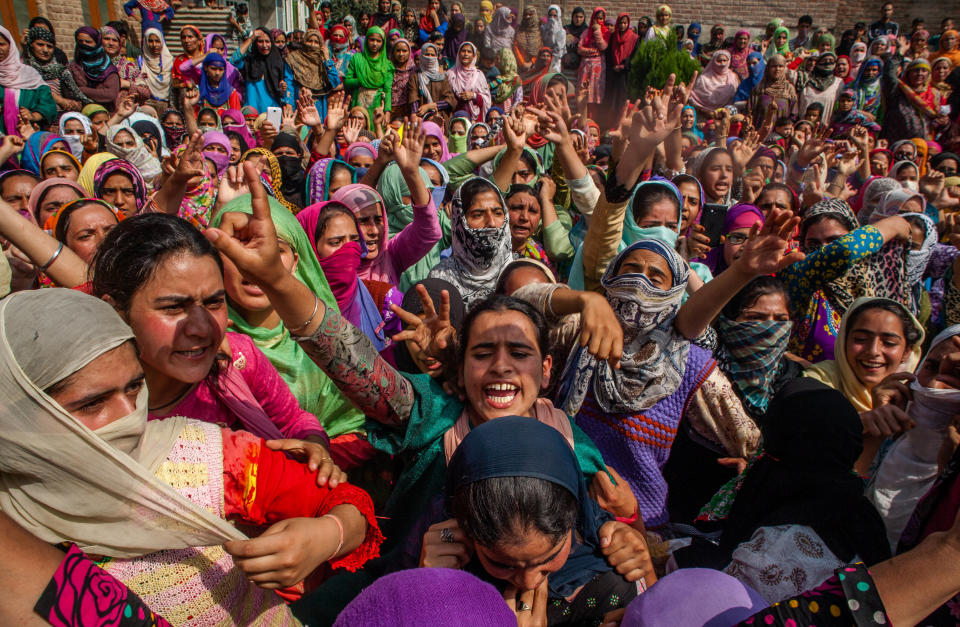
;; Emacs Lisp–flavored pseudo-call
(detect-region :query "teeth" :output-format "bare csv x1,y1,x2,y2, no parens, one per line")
487,383,518,392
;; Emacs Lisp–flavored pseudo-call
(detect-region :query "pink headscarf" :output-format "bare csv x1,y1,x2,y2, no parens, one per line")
422,121,452,162
343,141,378,164
689,50,740,110
331,183,395,283
0,26,45,90
445,42,492,121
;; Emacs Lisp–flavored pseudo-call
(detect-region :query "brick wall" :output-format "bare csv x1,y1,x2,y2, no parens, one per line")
37,0,87,57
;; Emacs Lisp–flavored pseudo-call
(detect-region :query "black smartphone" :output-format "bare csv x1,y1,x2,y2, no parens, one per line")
700,204,728,248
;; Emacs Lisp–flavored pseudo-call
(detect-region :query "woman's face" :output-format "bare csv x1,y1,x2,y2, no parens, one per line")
424,45,438,59
274,32,286,47
37,185,81,225
845,307,910,389
459,44,475,67
734,292,790,322
722,227,752,267
102,32,121,56
465,188,506,229
917,338,960,389
63,119,85,136
181,29,199,53
507,191,541,250
210,36,226,54
41,153,79,181
316,213,360,258
836,57,849,75
329,166,353,196
418,134,444,161
393,42,410,66
893,142,917,162
222,239,297,314
359,14,370,29
113,129,137,150
30,38,54,62
617,16,629,32
367,33,384,55
907,67,929,89
305,34,322,52
755,187,791,216
870,153,890,176
945,33,958,50
348,151,375,169
76,32,96,48
255,32,272,55
451,2,462,15
470,125,489,145
775,31,788,47
123,253,227,386
934,62,952,82
735,33,749,49
548,8,558,19
451,120,468,136
681,108,695,129
803,216,849,251
896,166,919,184
47,342,145,430
99,172,138,217
572,11,584,25
228,137,243,164
459,309,551,424
616,248,673,289
899,196,924,213
146,33,163,56
205,63,225,84
474,527,573,592
355,204,384,258
64,203,118,264
676,180,701,231
702,152,734,201
863,63,880,79
197,111,218,127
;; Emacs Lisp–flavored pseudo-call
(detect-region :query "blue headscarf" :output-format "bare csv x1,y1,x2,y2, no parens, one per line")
687,22,702,55
623,177,684,245
446,417,612,597
734,51,765,102
198,52,233,107
22,132,67,176
681,105,704,140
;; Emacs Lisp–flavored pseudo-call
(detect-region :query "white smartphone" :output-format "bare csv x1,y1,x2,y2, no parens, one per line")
266,106,282,129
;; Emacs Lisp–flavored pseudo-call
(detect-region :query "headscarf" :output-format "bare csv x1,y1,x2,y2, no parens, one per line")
77,152,116,194
427,177,513,308
21,132,67,176
296,200,385,349
443,14,469,61
446,417,612,597
92,158,148,214
335,568,516,626
73,26,117,83
377,161,434,234
160,108,188,149
38,149,81,180
690,49,740,110
800,51,838,92
58,112,92,160
702,203,764,275
901,212,937,290
851,56,883,115
805,297,924,412
416,43,447,103
875,186,925,221
622,569,766,627
197,52,232,107
104,125,162,183
307,157,357,205
765,25,791,59
331,182,394,281
329,25,354,76
286,31,329,93
23,25,68,84
579,7,611,53
479,0,494,23
0,288,244,557
715,378,892,566
609,13,639,67
27,177,87,225
734,51,765,102
934,30,960,68
243,28,286,104
240,146,296,215
492,48,521,103
514,6,543,63
446,42,491,120
855,176,902,223
343,141,378,165
566,7,588,39
422,120,452,162
139,27,172,100
201,130,231,176
484,7,516,51
754,53,797,105
45,197,123,241
205,33,228,56
390,38,417,106
558,239,689,415
542,5,566,65
728,29,752,78
0,25,45,89
897,58,941,120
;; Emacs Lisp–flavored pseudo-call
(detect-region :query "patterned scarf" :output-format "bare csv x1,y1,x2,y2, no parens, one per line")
557,239,690,415
24,26,66,81
714,315,793,415
242,147,298,214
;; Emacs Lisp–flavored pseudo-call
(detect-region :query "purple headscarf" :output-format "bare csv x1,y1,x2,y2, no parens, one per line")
202,131,231,175
702,203,764,274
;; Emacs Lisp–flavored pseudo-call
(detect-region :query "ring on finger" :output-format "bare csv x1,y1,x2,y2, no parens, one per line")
517,601,532,612
440,527,456,543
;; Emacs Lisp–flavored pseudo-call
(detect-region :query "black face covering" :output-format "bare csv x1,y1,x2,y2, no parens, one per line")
276,155,306,209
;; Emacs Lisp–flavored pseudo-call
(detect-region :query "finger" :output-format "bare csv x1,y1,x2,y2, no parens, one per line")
224,531,290,560
389,303,425,327
417,283,438,320
264,438,297,451
438,290,451,324
502,586,518,612
315,459,335,486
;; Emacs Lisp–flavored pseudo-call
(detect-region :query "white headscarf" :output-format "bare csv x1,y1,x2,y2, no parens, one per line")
58,112,93,160
139,27,173,100
0,25,45,89
542,5,565,72
105,124,162,183
0,288,244,557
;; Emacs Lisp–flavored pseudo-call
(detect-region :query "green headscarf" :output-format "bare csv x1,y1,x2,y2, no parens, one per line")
491,146,544,191
768,26,791,58
448,117,471,154
494,48,520,103
348,25,394,112
210,195,366,439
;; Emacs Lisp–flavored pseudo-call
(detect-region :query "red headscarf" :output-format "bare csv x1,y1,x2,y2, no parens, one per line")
580,7,611,52
609,13,639,67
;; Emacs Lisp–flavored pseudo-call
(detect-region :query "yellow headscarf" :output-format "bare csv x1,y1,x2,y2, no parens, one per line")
77,152,117,195
804,297,924,412
480,0,494,22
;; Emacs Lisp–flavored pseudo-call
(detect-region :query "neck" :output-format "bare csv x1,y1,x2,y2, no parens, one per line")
466,401,535,428
236,303,282,329
143,362,195,414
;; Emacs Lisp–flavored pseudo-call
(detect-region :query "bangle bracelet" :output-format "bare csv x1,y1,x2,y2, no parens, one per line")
792,160,809,174
322,513,345,562
288,296,320,334
39,242,64,273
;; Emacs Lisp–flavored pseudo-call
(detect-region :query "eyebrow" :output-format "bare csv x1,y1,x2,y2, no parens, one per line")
488,545,564,570
849,328,903,339
66,373,145,409
470,340,536,351
154,290,226,306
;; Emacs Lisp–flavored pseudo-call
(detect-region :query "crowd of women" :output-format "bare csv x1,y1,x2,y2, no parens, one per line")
4,0,960,625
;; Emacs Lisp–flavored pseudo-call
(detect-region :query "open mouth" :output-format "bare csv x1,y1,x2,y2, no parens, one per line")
174,345,211,361
857,359,886,375
484,382,519,409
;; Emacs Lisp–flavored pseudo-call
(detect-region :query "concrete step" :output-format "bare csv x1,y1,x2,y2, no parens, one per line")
164,7,232,57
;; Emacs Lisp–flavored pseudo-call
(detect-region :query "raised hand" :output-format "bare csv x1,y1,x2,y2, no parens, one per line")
795,125,833,168
171,131,205,182
342,116,363,144
628,73,696,148
503,110,528,150
390,284,456,363
730,127,760,173
731,207,804,276
216,164,252,208
526,106,567,144
802,163,825,206
324,91,348,130
281,104,296,129
298,93,323,128
920,169,946,201
394,119,426,172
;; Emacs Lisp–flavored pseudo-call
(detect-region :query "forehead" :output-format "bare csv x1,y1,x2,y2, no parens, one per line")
467,310,538,346
467,187,501,210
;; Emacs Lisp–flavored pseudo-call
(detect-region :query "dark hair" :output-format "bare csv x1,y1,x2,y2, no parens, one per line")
632,183,681,225
505,183,538,204
314,201,355,242
845,300,922,347
29,16,54,31
224,129,249,153
91,213,223,312
460,177,502,211
459,295,549,363
721,276,789,319
452,476,578,547
162,109,184,124
106,20,129,38
54,200,118,243
799,14,813,25
758,182,798,212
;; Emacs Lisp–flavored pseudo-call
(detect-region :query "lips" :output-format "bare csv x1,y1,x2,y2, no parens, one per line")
484,382,519,409
240,279,265,297
173,345,212,361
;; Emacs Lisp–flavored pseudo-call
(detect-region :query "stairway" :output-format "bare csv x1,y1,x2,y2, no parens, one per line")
163,6,233,57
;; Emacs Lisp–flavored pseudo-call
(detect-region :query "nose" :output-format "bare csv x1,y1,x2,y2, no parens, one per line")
182,304,217,341
489,346,515,376
512,569,547,592
112,390,139,417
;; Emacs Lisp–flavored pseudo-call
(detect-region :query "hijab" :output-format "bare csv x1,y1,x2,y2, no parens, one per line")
92,158,148,214
851,56,883,115
140,27,173,100
198,52,232,107
765,25,791,59
105,125,162,183
350,26,393,89
728,29,752,77
391,38,417,104
22,25,67,83
422,120,452,162
0,288,244,558
243,28,286,104
58,112,92,160
716,378,892,566
934,29,960,68
702,203,764,275
201,130,231,176
801,51,838,92
609,13,639,67
446,42,491,120
307,157,357,205
21,132,67,176
579,7,611,52
73,26,117,83
428,177,513,309
558,239,690,415
566,7,588,39
484,7,516,51
514,7,543,62
446,417,612,597
805,297,924,412
734,51,765,102
0,26,45,89
714,311,793,416
27,177,86,225
690,49,740,110
542,5,566,62
377,161,433,234
855,176,902,223
444,14,469,60
287,30,328,93
331,182,407,283
493,48,521,103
